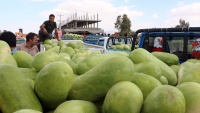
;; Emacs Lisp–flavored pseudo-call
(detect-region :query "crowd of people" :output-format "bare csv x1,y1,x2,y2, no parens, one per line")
0,14,60,56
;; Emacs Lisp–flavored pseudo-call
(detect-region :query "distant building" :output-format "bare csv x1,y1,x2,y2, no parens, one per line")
60,13,104,35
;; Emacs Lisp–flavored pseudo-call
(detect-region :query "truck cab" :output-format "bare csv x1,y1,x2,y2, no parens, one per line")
131,27,200,62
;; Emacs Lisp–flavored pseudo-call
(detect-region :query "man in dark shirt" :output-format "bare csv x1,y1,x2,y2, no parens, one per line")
39,14,60,43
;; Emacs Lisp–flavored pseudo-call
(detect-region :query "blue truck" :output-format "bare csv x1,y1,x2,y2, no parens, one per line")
131,27,200,62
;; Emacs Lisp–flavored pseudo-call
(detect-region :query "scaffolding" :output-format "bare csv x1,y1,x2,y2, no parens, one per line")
61,13,104,34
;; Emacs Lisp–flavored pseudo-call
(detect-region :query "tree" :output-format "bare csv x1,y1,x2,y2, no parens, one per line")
175,18,190,28
114,15,122,32
114,14,132,36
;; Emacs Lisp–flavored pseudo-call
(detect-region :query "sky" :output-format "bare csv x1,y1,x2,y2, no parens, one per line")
0,0,200,34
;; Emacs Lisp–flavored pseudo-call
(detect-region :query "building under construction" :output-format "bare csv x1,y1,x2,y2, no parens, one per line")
60,13,104,35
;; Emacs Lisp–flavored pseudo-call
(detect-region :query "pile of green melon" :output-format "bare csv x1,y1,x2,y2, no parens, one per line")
1,39,200,113
61,34,84,40
109,42,132,51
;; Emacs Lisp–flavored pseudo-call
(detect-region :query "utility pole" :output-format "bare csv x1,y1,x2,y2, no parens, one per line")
57,14,64,29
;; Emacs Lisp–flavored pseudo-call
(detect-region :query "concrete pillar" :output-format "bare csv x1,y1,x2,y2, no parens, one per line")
97,13,99,28
75,21,77,28
86,22,88,28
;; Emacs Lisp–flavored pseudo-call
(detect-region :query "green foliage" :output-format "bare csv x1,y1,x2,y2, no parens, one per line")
175,18,190,28
114,14,132,36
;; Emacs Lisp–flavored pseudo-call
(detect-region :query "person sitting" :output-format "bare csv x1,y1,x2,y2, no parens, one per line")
0,31,18,54
38,14,60,43
17,32,39,56
152,37,163,52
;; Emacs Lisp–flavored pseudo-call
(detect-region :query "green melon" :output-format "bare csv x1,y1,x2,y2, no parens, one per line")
124,45,131,50
129,48,177,86
170,65,179,78
110,45,116,49
13,51,33,68
68,56,134,101
116,45,124,50
0,53,17,67
47,46,60,54
26,78,35,89
73,57,85,64
19,68,38,80
178,63,200,84
178,62,194,84
141,85,185,113
0,64,42,113
0,40,11,54
134,62,161,80
51,42,58,47
60,46,75,58
34,61,74,110
72,53,85,62
44,39,52,45
14,109,42,113
176,82,200,113
151,52,179,66
58,58,78,75
32,51,59,71
54,100,99,113
131,73,162,99
43,44,52,50
77,53,120,75
159,76,168,85
58,41,65,48
67,42,78,49
76,42,84,48
102,81,143,113
74,48,80,53
58,53,71,60
186,59,200,63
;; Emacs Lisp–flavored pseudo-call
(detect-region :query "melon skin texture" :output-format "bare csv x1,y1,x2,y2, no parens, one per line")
141,85,185,113
102,81,143,113
54,100,99,113
176,82,200,113
68,56,135,102
129,48,177,86
0,53,17,67
0,64,42,113
13,51,33,68
131,73,162,99
0,40,11,54
34,61,74,110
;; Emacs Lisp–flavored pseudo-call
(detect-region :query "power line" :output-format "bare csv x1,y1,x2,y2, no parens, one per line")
57,14,64,29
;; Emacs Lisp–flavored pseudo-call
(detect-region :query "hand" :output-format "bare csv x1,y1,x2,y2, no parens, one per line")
57,37,61,41
43,29,48,34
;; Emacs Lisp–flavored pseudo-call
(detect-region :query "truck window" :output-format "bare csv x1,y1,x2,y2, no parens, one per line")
188,37,195,53
167,37,184,53
98,40,104,46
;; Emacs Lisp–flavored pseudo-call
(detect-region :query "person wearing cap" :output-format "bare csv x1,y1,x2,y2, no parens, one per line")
0,31,18,54
17,32,39,56
38,14,60,43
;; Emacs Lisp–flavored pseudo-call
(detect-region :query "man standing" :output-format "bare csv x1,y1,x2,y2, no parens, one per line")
17,32,39,56
39,14,60,42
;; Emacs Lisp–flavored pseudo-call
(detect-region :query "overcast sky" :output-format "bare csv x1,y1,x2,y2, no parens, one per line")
0,0,200,34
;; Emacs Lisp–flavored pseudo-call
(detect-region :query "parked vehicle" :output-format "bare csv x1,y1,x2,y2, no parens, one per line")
131,27,200,62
